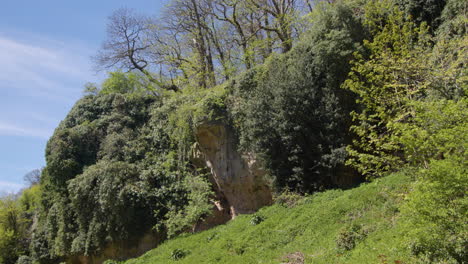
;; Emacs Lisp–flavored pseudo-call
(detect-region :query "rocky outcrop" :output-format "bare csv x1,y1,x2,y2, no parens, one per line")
192,122,272,222
67,231,160,264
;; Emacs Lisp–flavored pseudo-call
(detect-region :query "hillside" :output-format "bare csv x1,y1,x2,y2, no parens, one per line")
122,172,414,264
0,0,466,263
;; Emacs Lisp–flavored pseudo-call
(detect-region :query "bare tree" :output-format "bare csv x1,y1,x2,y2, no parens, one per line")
93,1,316,91
208,0,262,69
24,169,42,186
247,0,299,53
93,8,178,91
163,0,223,88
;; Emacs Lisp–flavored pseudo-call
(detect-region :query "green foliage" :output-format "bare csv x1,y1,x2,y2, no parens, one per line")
335,223,369,252
15,255,32,264
19,185,41,214
436,0,467,38
230,1,364,192
390,98,468,263
32,92,195,260
31,81,230,261
162,175,214,238
170,249,189,261
428,35,468,100
391,99,467,167
83,82,98,96
68,161,150,255
402,157,467,263
0,197,30,264
0,228,18,264
16,1,464,263
100,72,149,95
343,1,432,178
249,214,265,226
396,0,447,30
163,85,228,162
103,260,121,264
274,190,304,208
123,172,415,264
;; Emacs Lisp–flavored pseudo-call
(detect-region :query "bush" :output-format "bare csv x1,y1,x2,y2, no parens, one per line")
391,99,467,167
274,190,304,208
170,249,189,261
250,214,265,226
402,157,467,263
162,175,214,237
335,223,369,252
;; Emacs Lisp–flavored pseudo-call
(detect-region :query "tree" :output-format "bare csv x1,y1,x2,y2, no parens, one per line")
208,0,262,69
94,8,178,91
0,197,29,264
343,1,431,178
230,1,364,192
246,0,299,53
163,0,217,88
396,0,447,31
23,169,41,186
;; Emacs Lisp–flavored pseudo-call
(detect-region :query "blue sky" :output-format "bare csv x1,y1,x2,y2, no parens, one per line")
0,0,167,194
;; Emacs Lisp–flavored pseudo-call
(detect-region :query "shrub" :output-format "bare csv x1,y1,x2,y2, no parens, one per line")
274,190,304,208
170,249,189,261
206,233,218,242
250,214,265,226
402,157,467,263
162,175,214,237
335,223,369,252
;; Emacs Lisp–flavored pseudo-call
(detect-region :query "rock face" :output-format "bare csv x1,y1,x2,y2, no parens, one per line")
193,122,272,222
67,231,160,264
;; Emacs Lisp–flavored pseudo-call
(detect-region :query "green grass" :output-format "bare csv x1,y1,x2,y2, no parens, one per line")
123,172,417,264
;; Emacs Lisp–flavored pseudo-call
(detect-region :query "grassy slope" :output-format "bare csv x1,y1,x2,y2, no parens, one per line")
124,172,416,264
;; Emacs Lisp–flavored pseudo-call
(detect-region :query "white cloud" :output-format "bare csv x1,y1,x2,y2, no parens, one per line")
0,181,24,194
0,35,91,78
0,33,97,100
0,33,100,139
0,121,53,139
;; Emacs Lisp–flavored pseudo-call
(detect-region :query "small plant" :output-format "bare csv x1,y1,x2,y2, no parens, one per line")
221,239,234,251
274,190,304,208
171,248,189,261
206,233,218,242
250,214,265,225
234,245,246,255
335,223,369,252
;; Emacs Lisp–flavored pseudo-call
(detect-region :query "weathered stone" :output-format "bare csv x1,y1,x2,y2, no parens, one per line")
67,231,160,264
193,122,272,219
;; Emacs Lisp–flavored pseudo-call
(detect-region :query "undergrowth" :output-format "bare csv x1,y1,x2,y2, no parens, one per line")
122,171,417,264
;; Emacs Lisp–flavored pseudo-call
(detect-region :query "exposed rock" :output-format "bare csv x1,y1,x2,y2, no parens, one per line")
67,231,160,264
193,122,272,221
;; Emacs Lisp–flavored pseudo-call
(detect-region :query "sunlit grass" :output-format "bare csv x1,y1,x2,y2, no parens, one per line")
123,171,415,264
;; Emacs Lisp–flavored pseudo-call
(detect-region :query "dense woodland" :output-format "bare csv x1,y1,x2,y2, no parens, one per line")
0,0,466,263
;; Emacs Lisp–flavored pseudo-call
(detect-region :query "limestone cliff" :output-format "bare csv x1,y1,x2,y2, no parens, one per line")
192,122,272,228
